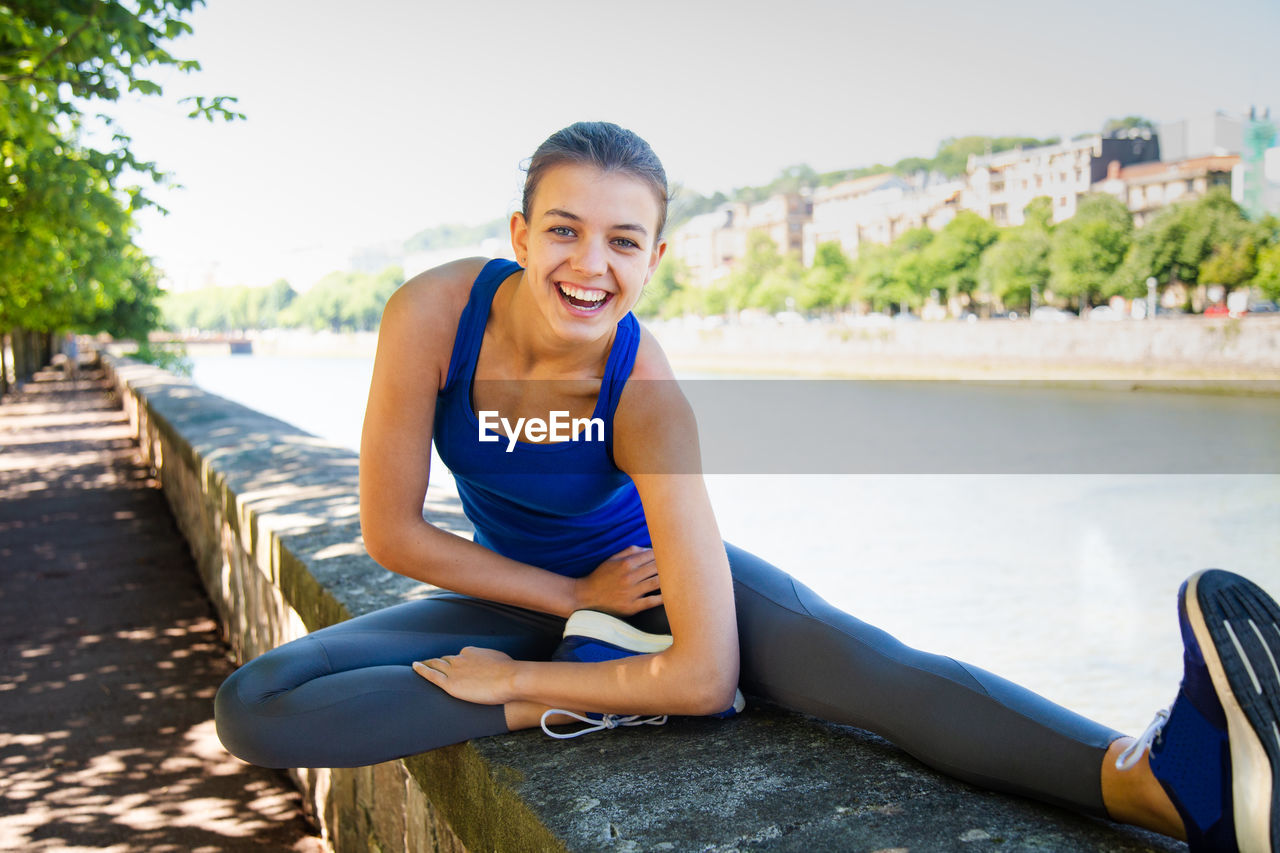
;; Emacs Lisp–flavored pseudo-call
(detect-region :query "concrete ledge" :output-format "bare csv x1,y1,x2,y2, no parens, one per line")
99,352,1184,852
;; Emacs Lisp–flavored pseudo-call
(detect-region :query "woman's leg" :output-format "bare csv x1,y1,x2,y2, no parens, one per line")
724,542,1123,817
215,593,563,768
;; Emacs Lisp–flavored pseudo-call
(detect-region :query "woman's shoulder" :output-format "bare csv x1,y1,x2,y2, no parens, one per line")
376,256,494,388
388,256,492,325
627,321,676,382
612,320,699,473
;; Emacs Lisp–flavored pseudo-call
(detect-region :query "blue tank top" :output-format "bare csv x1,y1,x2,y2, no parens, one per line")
433,258,651,578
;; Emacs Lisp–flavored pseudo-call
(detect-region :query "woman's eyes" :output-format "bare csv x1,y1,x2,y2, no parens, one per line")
547,227,639,250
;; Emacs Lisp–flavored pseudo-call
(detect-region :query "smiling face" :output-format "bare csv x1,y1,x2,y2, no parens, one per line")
511,162,666,346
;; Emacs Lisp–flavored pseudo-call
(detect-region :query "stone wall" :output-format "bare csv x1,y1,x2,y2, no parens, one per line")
100,352,1185,853
652,314,1280,378
100,353,565,852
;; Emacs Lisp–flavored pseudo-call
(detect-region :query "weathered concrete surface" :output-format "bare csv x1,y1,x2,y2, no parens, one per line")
0,363,324,852
99,351,1190,852
471,704,1184,852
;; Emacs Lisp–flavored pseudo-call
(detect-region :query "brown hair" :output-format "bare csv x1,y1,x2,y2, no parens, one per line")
522,121,670,238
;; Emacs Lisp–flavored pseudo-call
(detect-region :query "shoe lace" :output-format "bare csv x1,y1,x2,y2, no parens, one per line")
1115,708,1170,770
540,708,668,740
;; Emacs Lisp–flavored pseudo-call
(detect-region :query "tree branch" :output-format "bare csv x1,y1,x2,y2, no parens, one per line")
30,7,98,76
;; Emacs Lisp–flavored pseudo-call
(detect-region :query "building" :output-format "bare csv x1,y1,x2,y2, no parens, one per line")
746,192,811,258
801,173,963,264
1093,155,1238,226
962,133,1159,226
1237,107,1279,219
1159,112,1243,161
668,202,749,288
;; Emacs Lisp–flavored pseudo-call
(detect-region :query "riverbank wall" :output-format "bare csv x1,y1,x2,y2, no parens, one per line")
173,315,1280,380
99,350,1183,852
651,315,1280,379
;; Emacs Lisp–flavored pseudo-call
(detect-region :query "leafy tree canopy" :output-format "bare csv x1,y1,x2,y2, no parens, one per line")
1116,188,1255,293
1048,193,1134,305
403,217,508,253
0,0,239,339
1102,116,1156,135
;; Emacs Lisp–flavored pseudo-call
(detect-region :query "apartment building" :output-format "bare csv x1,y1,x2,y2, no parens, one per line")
1093,155,1238,226
668,202,749,288
800,173,963,264
962,133,1159,226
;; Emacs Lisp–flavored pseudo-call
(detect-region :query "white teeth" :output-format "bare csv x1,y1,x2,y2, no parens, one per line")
558,283,607,303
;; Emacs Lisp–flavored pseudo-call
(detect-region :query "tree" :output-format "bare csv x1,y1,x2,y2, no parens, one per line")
1116,188,1255,298
799,242,854,312
852,229,934,312
634,255,686,319
1102,116,1156,135
1254,242,1280,301
1199,238,1258,290
1049,193,1133,308
932,135,1060,177
919,211,999,301
725,232,783,312
1,0,240,386
978,216,1051,313
750,253,804,313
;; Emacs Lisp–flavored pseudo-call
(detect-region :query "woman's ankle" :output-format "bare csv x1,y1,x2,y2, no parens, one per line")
1100,737,1185,839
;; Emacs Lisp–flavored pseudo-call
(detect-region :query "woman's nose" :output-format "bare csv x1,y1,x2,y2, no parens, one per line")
571,239,607,276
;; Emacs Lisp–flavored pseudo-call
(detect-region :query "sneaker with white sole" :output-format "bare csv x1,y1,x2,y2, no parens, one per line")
540,609,746,739
1116,569,1280,852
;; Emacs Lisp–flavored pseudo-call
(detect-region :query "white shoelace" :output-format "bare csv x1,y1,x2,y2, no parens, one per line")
540,708,668,740
1115,708,1171,770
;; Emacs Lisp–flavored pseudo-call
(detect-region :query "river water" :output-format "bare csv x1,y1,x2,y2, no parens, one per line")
190,353,1280,735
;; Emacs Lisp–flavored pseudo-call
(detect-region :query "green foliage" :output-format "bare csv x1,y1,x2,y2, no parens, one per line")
1116,188,1254,295
125,342,193,377
633,254,687,319
751,253,804,313
919,211,999,298
0,0,238,342
1049,194,1134,306
281,267,403,333
1199,237,1257,288
666,184,728,233
978,221,1051,312
403,218,508,253
932,136,1060,177
1102,116,1156,135
1254,242,1280,301
799,242,855,311
161,278,299,332
725,232,784,311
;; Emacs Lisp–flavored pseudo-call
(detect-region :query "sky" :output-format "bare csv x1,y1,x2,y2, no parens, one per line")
100,0,1280,292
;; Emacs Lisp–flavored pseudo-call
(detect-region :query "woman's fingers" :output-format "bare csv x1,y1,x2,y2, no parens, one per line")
412,660,442,682
629,591,663,612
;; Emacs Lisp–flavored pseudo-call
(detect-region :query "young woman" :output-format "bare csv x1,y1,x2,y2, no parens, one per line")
215,122,1279,853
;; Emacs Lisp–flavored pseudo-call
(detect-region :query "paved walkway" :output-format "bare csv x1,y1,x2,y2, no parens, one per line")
0,363,325,852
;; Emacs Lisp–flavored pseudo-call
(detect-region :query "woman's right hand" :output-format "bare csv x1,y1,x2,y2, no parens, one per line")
572,545,663,616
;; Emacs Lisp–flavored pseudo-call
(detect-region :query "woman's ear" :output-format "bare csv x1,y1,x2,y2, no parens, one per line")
645,239,668,282
510,212,529,266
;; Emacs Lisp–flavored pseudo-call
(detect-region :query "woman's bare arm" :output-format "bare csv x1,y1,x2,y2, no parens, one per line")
418,331,740,717
359,259,590,617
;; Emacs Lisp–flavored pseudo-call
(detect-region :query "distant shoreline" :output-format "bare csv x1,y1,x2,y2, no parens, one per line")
170,317,1280,390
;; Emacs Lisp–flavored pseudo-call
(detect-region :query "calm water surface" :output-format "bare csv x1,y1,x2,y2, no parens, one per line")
191,353,1280,734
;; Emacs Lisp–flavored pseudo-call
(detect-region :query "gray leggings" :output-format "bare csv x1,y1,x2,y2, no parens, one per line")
214,543,1121,816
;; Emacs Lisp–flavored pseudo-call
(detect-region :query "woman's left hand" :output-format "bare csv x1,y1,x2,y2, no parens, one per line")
412,647,517,705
